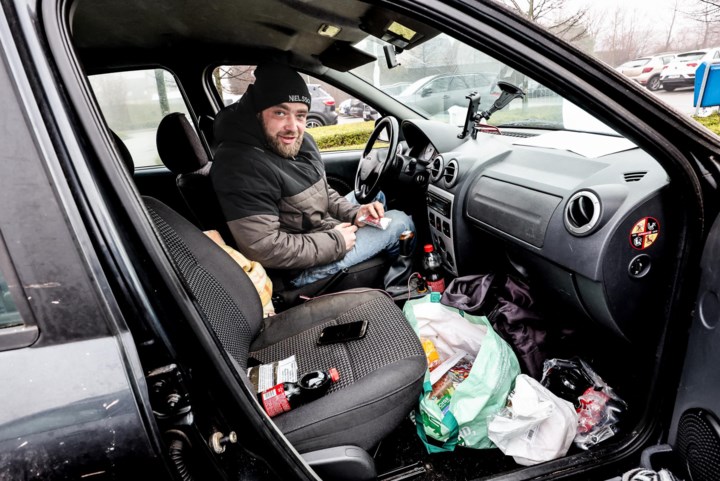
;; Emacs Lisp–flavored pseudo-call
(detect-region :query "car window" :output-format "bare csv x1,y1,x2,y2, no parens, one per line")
678,52,706,61
351,33,573,131
426,76,452,92
89,68,192,169
0,270,22,330
0,241,36,351
449,76,470,91
213,65,375,152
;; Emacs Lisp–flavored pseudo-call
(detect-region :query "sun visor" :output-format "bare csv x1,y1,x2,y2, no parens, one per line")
360,8,439,50
318,41,377,71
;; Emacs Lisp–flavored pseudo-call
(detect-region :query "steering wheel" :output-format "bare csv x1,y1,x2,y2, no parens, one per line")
354,116,400,203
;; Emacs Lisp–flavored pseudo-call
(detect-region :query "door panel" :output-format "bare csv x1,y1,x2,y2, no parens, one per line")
322,150,361,195
668,213,720,480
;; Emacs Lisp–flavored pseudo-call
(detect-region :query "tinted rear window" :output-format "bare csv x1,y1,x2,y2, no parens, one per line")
678,52,706,61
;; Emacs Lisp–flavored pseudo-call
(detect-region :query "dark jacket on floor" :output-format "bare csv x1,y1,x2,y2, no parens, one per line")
211,94,360,269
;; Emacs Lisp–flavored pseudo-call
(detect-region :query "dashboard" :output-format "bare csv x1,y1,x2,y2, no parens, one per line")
399,118,678,340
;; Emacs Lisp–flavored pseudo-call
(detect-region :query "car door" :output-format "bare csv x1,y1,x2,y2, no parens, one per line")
90,68,198,219
0,7,166,477
666,213,720,480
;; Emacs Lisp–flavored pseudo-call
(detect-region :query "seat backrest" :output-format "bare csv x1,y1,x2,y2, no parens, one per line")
198,114,217,154
156,113,231,240
110,130,135,176
144,196,263,370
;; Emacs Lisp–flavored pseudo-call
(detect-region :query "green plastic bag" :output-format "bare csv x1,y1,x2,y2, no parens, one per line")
403,294,520,452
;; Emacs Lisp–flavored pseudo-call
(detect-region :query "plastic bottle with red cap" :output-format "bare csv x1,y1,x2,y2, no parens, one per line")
259,368,340,418
422,244,445,293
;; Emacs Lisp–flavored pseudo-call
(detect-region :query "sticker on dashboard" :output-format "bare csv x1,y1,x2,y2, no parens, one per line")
630,217,659,250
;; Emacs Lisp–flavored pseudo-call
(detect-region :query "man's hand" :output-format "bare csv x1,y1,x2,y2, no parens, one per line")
334,222,358,251
354,201,385,227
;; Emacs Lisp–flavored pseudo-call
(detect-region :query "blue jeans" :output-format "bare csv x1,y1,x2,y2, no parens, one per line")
290,192,415,287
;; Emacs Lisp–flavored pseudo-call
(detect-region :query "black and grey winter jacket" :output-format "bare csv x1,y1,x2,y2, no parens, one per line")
210,95,360,269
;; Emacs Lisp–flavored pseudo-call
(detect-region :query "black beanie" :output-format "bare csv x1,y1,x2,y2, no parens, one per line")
250,64,312,113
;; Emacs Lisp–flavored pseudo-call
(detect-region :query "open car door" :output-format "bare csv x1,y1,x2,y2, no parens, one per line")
667,213,720,480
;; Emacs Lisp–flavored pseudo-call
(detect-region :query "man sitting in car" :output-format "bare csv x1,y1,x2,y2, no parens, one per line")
211,63,414,287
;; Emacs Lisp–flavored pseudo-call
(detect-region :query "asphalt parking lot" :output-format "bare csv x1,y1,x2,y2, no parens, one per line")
650,88,697,116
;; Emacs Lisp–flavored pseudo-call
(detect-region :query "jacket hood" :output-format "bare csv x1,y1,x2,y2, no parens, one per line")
213,86,267,147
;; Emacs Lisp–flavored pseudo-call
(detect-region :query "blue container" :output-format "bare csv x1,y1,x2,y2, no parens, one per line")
694,61,720,107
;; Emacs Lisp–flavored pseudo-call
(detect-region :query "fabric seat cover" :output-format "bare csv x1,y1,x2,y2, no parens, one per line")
144,197,426,452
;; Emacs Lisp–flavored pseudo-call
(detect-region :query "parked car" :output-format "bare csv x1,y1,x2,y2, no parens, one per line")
5,0,720,480
306,83,338,127
338,98,365,117
616,52,676,91
379,82,411,95
396,72,493,117
660,48,720,91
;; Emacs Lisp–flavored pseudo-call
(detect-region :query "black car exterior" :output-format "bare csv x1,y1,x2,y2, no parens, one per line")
3,0,720,480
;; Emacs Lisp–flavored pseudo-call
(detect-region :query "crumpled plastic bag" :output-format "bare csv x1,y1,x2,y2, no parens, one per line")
488,374,578,465
541,358,627,450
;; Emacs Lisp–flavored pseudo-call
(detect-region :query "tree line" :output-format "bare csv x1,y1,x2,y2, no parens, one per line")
496,0,720,66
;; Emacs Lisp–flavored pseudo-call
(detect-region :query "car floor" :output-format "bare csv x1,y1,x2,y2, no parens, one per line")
230,279,656,480
369,292,655,481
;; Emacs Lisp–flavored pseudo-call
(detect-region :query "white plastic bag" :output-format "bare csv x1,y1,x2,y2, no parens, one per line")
412,302,487,359
488,374,578,466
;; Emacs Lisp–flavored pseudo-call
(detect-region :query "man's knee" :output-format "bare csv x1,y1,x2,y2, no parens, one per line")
386,210,414,235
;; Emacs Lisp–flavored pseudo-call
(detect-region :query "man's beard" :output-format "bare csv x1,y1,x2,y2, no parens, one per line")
258,114,304,157
266,131,303,158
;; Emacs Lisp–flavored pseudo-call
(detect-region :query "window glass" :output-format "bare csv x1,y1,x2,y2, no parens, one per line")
351,34,573,131
90,69,191,168
0,270,22,330
213,65,375,151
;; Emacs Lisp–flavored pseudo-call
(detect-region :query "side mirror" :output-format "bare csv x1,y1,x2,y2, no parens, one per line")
421,87,433,97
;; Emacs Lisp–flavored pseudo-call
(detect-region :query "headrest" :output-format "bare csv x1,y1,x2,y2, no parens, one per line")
110,130,134,176
156,113,210,175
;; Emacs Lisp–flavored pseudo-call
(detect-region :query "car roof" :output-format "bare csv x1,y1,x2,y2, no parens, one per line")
71,0,440,74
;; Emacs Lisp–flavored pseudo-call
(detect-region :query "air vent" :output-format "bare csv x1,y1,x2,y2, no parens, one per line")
443,159,459,187
564,191,601,236
624,171,647,182
429,155,444,182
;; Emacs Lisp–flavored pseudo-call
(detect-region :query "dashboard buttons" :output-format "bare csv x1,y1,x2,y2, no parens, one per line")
442,221,451,237
628,254,651,278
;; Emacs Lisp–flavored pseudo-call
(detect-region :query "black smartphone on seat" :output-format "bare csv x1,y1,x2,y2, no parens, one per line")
317,321,368,345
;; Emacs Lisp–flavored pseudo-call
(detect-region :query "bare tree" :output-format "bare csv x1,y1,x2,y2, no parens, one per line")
215,65,255,97
495,0,590,42
686,0,720,47
663,0,680,51
593,6,653,66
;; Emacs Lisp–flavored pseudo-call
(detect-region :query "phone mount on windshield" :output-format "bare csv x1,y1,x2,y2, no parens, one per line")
458,81,525,140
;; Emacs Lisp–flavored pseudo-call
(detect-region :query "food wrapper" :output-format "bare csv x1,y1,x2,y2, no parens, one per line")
358,215,392,230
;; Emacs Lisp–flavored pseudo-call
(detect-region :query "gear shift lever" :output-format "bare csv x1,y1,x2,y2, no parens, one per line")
384,230,415,294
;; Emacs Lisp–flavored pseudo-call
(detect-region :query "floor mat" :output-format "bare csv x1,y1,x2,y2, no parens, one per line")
373,417,520,480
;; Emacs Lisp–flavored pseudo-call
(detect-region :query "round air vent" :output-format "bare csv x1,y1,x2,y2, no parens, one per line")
564,191,601,236
443,159,459,187
429,155,444,183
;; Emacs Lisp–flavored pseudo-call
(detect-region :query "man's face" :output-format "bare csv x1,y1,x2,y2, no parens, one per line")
259,102,308,158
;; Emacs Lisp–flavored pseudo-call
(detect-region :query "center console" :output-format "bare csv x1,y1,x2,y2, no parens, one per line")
426,185,458,276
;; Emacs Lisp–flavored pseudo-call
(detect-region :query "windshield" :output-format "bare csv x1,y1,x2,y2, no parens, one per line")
350,33,615,135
